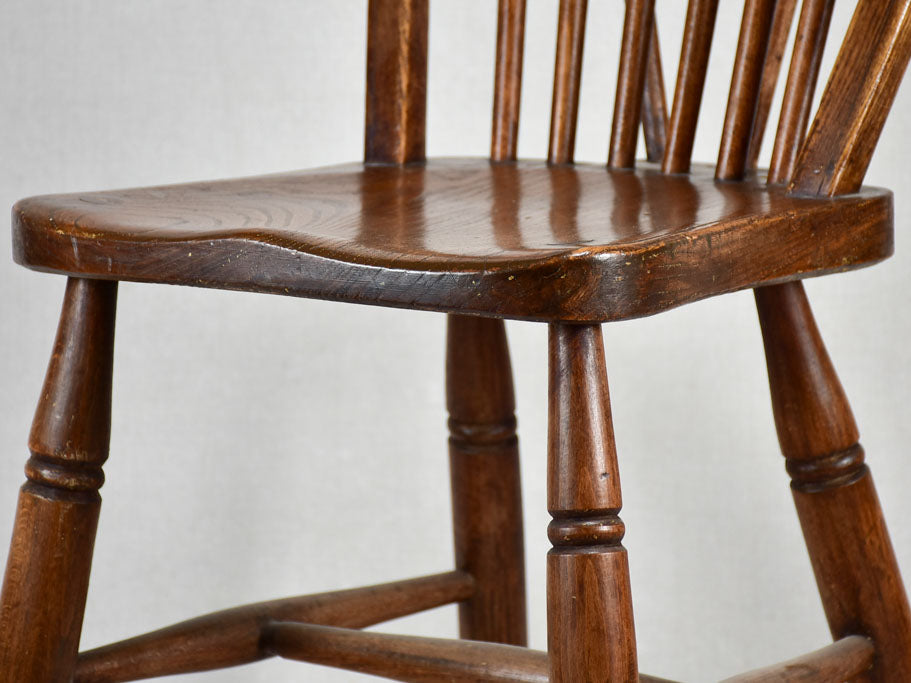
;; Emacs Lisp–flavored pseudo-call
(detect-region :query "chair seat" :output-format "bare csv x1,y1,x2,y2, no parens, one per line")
12,158,891,322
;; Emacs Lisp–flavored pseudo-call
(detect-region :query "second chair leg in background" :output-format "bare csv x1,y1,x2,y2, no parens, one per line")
447,314,527,646
756,281,911,682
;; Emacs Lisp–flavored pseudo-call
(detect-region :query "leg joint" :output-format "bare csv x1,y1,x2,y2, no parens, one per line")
25,453,105,493
786,443,866,493
548,512,625,548
448,416,518,451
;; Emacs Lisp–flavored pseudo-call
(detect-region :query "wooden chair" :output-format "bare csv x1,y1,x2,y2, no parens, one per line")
4,0,911,680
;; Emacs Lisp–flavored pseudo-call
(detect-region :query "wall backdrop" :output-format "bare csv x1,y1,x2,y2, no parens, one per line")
2,2,910,681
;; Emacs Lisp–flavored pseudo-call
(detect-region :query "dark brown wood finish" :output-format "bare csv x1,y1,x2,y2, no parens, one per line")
446,0,527,647
641,23,668,163
716,0,777,181
790,0,911,196
547,324,636,683
662,0,719,174
0,278,117,682
365,0,428,165
75,571,472,682
447,316,526,645
268,623,549,683
750,3,911,681
548,0,587,165
491,0,526,163
746,0,798,171
720,635,874,683
609,0,655,169
12,161,893,324
7,1,911,681
267,622,678,683
768,0,835,184
755,282,911,681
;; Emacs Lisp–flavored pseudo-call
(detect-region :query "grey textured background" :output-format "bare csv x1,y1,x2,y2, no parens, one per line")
1,3,910,681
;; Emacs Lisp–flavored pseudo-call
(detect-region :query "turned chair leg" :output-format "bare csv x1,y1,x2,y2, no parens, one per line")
546,323,638,683
756,281,911,681
446,315,527,645
0,278,117,682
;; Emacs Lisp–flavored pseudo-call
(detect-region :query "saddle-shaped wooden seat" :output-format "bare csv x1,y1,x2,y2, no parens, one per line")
13,160,891,322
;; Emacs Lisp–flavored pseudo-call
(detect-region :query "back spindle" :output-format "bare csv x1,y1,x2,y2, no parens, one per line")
491,0,527,162
662,0,719,174
789,0,911,196
549,0,588,165
365,0,428,165
746,0,798,171
609,0,656,169
641,23,668,163
767,0,835,185
716,0,778,181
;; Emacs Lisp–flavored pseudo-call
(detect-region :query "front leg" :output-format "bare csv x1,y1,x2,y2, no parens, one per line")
546,323,638,683
0,278,118,681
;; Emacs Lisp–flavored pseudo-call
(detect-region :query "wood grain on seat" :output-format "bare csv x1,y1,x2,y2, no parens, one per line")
13,158,891,323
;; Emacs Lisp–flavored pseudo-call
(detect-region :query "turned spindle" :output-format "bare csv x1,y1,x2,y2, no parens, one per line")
546,323,637,683
447,315,526,645
756,281,911,681
0,278,117,682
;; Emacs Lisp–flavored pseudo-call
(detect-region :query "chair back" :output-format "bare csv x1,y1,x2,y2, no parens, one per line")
364,0,911,199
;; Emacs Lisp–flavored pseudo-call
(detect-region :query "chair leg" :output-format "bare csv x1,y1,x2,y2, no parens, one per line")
755,281,911,681
446,315,527,645
546,323,637,683
0,278,117,682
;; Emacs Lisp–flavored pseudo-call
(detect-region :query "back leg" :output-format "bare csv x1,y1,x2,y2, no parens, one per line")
755,281,911,681
447,315,526,645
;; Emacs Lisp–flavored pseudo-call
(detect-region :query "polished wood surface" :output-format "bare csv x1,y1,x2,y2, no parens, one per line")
640,22,668,163
444,0,528,649
365,0,427,165
12,160,892,323
609,0,655,169
491,0,526,163
662,0,719,174
720,635,874,683
548,0,587,165
267,622,549,683
756,282,911,681
447,316,526,645
767,0,834,185
751,3,911,679
746,0,797,171
75,571,472,682
7,0,911,681
790,0,911,196
0,278,117,681
547,324,636,683
716,0,777,181
266,622,677,683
